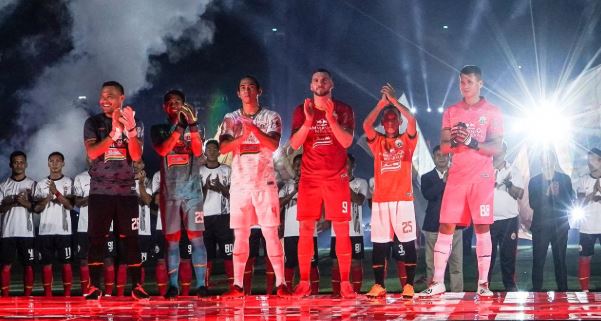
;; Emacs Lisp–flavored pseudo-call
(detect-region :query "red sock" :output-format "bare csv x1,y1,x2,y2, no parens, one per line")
1,266,10,297
205,261,213,289
42,265,53,297
62,264,72,297
179,259,192,296
224,260,234,288
80,265,90,294
310,265,320,295
244,258,255,295
331,263,340,295
140,267,146,284
332,225,352,282
298,222,315,282
285,267,295,290
156,260,168,296
579,256,592,291
24,266,33,296
396,261,407,287
350,262,363,293
265,257,275,294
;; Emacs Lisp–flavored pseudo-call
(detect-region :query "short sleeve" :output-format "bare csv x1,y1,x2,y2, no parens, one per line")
441,108,451,129
73,176,83,197
267,111,282,135
291,105,305,134
34,180,46,199
338,104,355,131
83,117,98,142
152,172,160,194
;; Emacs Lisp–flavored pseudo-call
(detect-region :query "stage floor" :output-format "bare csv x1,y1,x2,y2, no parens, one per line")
2,292,601,320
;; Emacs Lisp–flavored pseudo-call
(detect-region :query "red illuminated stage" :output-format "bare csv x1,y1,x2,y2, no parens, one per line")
2,292,601,320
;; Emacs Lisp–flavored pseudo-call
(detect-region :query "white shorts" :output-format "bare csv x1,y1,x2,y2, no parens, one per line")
371,201,417,243
230,186,280,229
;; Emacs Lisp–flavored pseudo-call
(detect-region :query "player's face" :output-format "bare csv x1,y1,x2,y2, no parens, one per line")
433,150,449,168
48,155,64,174
310,72,334,97
459,73,482,101
133,161,144,173
163,94,184,117
292,158,301,178
237,78,261,105
382,110,400,136
10,155,27,176
588,153,601,173
99,86,125,116
205,143,219,162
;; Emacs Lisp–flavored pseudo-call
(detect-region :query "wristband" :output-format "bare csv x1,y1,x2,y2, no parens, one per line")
189,124,199,132
303,120,313,127
127,128,138,138
54,191,62,198
464,136,479,150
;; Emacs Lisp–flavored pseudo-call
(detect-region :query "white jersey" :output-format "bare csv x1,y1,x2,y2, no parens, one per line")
73,171,90,233
199,164,231,216
35,176,73,236
152,171,163,231
493,162,524,221
280,180,300,237
332,177,369,237
220,108,282,191
575,174,601,234
0,177,36,238
136,178,152,236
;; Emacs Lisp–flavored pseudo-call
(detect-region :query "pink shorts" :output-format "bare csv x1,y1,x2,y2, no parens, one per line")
440,181,494,226
229,186,280,229
297,176,351,222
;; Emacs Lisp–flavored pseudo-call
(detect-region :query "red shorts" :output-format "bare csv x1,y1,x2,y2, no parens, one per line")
440,181,494,226
297,176,350,222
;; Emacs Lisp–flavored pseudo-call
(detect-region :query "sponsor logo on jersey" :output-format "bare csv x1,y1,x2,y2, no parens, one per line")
166,154,190,168
479,116,487,125
104,147,127,161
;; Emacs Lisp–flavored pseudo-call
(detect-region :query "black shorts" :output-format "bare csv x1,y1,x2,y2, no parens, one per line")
76,232,117,260
139,235,155,264
579,233,601,257
152,229,165,261
330,236,364,260
38,235,72,264
88,194,138,238
180,231,192,260
203,215,234,260
249,229,265,259
284,236,318,268
1,237,35,266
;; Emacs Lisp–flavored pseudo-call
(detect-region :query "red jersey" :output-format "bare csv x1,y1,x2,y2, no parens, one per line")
368,133,418,202
291,99,354,180
442,97,503,185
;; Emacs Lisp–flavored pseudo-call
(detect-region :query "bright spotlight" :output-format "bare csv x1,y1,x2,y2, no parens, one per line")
571,206,585,222
437,107,444,114
410,107,417,114
78,96,87,100
514,101,572,145
427,107,432,113
442,25,449,30
272,28,278,32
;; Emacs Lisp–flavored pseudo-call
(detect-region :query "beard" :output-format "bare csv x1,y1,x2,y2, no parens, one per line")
312,87,331,97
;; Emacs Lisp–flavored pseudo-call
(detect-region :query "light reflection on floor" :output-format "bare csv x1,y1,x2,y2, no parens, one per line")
1,292,601,320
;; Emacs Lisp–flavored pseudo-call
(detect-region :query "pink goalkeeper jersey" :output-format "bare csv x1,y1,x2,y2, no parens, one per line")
442,97,503,185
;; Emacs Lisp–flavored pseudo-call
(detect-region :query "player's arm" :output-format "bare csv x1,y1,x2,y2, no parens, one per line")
0,195,16,213
137,176,152,206
85,109,125,160
246,122,280,152
48,181,73,210
74,195,88,207
324,100,353,148
152,124,185,157
33,193,52,213
219,117,248,154
279,187,297,208
363,96,388,141
382,83,417,138
350,188,365,205
290,99,314,150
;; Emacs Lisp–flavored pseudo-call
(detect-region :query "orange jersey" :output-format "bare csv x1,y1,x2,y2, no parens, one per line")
368,133,418,202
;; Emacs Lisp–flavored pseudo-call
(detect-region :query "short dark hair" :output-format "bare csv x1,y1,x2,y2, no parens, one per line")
382,106,401,121
9,151,26,165
432,145,441,154
313,68,332,79
347,153,355,165
460,65,482,79
48,151,65,162
102,81,125,95
205,139,219,149
293,154,303,164
163,89,186,103
239,75,261,90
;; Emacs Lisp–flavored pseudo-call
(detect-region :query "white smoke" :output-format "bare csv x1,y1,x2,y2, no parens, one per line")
13,0,214,180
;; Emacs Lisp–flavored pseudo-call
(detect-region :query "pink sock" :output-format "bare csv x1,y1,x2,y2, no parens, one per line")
432,233,453,284
476,231,492,284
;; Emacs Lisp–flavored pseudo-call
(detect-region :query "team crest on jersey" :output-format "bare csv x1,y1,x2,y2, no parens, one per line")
479,116,487,125
395,139,403,149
